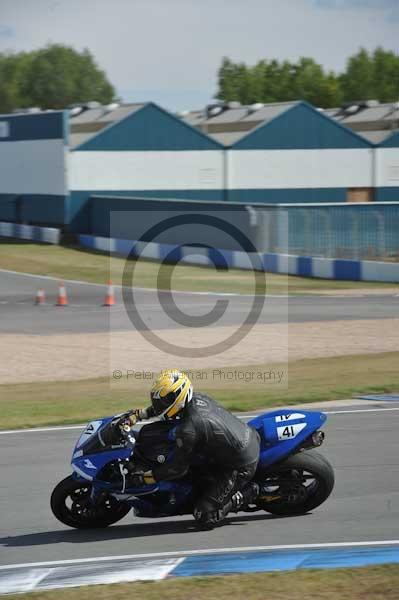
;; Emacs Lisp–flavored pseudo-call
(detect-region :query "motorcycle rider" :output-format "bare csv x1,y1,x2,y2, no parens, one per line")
125,369,260,528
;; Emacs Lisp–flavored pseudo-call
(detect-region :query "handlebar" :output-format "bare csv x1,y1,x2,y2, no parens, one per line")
114,409,140,432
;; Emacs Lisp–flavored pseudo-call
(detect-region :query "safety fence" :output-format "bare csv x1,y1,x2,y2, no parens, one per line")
86,196,399,262
263,202,399,260
1,199,398,262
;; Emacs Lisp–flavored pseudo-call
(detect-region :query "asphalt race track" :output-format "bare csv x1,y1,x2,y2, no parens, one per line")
0,269,398,334
0,269,398,568
0,405,398,567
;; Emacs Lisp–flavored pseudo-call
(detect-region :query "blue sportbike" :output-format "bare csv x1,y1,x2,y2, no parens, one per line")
51,409,334,529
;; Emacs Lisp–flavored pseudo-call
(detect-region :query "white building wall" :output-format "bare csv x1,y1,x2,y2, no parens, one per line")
0,139,66,195
227,148,374,189
69,150,225,191
374,147,399,187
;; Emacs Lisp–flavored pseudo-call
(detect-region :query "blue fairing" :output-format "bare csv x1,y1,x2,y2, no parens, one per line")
72,448,133,481
69,409,327,517
249,409,327,467
71,416,134,482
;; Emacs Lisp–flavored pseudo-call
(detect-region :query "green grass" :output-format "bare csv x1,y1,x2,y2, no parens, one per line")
1,352,398,429
0,241,397,295
6,565,399,600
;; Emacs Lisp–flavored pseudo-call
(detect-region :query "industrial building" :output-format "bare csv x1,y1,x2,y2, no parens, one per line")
68,102,224,232
324,101,399,202
324,101,399,144
377,128,399,201
183,100,373,203
0,99,398,236
0,110,67,225
0,102,224,233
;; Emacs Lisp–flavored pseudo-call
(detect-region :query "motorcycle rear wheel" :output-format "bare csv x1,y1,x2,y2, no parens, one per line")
255,450,334,516
51,475,131,529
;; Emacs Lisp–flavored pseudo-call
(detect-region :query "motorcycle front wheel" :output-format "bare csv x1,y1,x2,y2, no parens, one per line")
50,475,131,529
255,450,335,516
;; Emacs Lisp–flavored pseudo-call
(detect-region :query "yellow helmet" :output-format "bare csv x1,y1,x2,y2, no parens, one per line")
150,369,193,420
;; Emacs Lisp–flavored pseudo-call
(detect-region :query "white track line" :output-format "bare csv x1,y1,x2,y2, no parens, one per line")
0,267,264,298
0,425,87,435
3,267,391,300
2,540,399,571
1,406,398,435
0,268,107,287
325,407,399,414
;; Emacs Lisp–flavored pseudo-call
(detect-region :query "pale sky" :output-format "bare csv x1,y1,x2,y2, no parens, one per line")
0,0,398,111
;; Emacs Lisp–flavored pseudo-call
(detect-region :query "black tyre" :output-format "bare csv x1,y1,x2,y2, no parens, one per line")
51,475,131,529
255,450,335,516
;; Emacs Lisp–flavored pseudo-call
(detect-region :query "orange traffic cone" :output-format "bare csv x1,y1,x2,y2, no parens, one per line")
103,280,115,306
56,282,68,306
35,288,45,305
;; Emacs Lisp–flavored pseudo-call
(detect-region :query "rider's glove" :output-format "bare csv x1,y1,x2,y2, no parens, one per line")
127,410,140,426
143,470,156,484
129,470,156,487
116,410,141,432
136,407,154,421
126,408,149,426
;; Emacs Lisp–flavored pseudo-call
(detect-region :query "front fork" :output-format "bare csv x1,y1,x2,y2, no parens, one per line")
90,487,109,506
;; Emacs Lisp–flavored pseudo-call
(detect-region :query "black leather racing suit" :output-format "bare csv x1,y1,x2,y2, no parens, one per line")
147,393,260,525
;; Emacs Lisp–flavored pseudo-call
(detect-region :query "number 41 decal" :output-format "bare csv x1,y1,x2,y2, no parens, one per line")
281,426,295,438
277,422,306,440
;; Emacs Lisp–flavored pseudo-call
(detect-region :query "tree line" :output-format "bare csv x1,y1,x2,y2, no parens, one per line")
0,44,397,114
217,48,399,108
0,44,115,113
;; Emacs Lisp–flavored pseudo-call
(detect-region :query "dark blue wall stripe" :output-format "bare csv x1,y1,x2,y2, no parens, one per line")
297,256,312,277
159,244,182,263
79,234,95,248
75,103,221,151
333,259,361,281
0,111,65,142
0,194,19,221
62,110,70,146
232,102,370,150
208,247,232,268
21,195,67,225
0,193,67,225
263,253,279,273
374,187,399,201
115,238,136,257
227,188,348,203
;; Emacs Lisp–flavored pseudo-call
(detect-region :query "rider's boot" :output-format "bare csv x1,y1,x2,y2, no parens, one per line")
229,482,260,512
194,482,260,529
193,482,260,530
193,507,225,530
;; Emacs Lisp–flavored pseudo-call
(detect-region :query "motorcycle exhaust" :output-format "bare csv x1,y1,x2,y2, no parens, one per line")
299,430,325,451
311,431,325,447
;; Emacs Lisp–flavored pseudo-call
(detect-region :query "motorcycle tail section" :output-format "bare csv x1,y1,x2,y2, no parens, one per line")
249,409,327,467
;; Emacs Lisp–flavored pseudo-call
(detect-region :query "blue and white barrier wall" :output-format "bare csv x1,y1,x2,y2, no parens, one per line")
0,221,60,244
79,234,399,283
